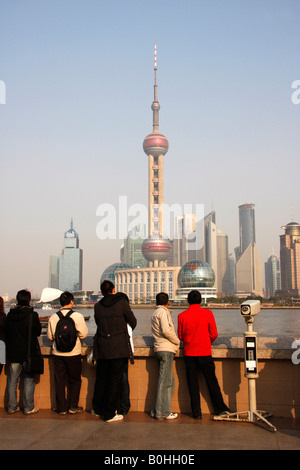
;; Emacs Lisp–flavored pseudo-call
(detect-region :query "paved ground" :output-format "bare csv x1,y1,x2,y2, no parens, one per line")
0,408,299,454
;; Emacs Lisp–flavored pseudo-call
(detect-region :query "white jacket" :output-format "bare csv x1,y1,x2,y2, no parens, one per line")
47,308,88,356
151,305,180,354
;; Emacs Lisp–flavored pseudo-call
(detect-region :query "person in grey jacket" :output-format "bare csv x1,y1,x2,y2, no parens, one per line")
151,292,180,420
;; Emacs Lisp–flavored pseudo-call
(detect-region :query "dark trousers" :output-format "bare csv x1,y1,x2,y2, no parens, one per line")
92,357,127,421
184,355,229,417
119,360,130,415
53,355,82,412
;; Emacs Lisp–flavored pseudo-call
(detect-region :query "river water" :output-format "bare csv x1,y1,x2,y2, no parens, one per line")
38,307,300,337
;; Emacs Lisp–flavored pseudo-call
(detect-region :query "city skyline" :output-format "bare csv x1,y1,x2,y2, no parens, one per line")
0,1,299,298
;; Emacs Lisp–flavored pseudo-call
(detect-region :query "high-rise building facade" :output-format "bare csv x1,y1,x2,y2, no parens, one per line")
278,222,300,296
49,255,59,289
235,203,263,296
239,203,255,254
265,253,281,298
49,219,83,292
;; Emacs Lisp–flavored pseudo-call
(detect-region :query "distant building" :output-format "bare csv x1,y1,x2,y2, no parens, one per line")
277,222,300,296
265,253,281,298
176,260,217,302
49,219,83,292
49,255,59,289
122,235,148,268
114,266,181,303
235,204,263,296
239,203,256,254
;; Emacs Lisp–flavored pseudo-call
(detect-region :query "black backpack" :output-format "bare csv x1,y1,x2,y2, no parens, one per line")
55,310,78,352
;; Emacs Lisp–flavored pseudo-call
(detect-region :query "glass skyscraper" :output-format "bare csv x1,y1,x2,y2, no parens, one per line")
239,203,256,255
49,219,83,292
265,253,281,298
235,203,263,296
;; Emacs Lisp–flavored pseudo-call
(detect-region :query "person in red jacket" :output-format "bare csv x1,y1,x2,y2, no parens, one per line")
178,290,230,419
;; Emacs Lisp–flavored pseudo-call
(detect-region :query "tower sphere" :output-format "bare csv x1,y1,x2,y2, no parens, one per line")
142,237,171,263
151,101,160,111
178,260,215,288
143,133,169,157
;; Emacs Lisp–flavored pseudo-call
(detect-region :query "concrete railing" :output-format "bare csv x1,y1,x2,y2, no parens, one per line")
0,335,299,418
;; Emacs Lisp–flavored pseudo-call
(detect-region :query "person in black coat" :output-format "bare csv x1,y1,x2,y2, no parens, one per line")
92,280,137,422
5,289,41,415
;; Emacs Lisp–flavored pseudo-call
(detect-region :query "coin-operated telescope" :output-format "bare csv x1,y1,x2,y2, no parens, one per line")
241,300,260,378
214,300,277,432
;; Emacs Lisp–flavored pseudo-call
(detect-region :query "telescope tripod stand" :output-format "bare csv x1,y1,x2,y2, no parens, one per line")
213,319,277,433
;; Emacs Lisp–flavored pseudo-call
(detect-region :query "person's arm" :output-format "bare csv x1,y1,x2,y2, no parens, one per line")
160,311,180,346
208,311,218,343
123,302,137,331
74,313,88,340
32,311,42,337
47,314,57,342
177,315,183,341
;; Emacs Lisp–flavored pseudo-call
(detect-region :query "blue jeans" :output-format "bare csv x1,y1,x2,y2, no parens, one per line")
153,351,175,419
7,363,36,413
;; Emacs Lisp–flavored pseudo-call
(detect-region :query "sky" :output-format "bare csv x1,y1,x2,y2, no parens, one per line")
0,0,299,299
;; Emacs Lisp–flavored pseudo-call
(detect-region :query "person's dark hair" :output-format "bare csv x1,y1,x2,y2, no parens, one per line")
16,289,31,306
60,291,74,307
101,280,115,295
187,290,202,305
156,292,169,306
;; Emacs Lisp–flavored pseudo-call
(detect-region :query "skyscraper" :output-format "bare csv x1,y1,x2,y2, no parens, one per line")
265,253,281,298
239,203,255,254
54,219,83,292
279,222,300,296
235,203,263,296
49,255,59,289
141,43,171,267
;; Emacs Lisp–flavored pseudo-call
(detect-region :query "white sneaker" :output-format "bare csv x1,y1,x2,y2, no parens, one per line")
24,408,39,415
165,413,178,420
105,414,124,423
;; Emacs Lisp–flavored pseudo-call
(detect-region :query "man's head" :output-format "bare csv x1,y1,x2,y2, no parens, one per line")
60,291,74,307
16,289,31,306
187,290,202,305
156,292,169,306
101,280,115,296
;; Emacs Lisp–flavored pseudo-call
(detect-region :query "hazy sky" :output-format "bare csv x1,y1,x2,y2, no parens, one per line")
1,0,299,299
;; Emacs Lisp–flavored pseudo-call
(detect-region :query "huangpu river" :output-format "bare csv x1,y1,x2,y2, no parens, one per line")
38,307,300,337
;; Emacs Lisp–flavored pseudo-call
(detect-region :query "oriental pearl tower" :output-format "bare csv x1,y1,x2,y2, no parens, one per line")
142,44,171,267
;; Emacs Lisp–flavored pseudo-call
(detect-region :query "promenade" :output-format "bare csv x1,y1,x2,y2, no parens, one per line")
0,408,299,452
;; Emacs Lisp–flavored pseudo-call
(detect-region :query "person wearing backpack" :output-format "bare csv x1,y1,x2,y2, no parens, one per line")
47,291,88,415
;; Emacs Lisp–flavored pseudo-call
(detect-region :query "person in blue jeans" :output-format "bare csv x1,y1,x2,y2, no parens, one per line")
5,289,41,415
151,292,180,420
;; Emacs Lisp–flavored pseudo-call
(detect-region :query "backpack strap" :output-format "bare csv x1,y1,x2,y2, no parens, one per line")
56,311,64,320
56,309,74,319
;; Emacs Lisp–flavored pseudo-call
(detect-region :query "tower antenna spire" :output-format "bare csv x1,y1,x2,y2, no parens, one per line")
152,42,159,132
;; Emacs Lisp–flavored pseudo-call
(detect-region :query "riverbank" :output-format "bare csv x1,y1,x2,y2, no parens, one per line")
40,303,300,310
